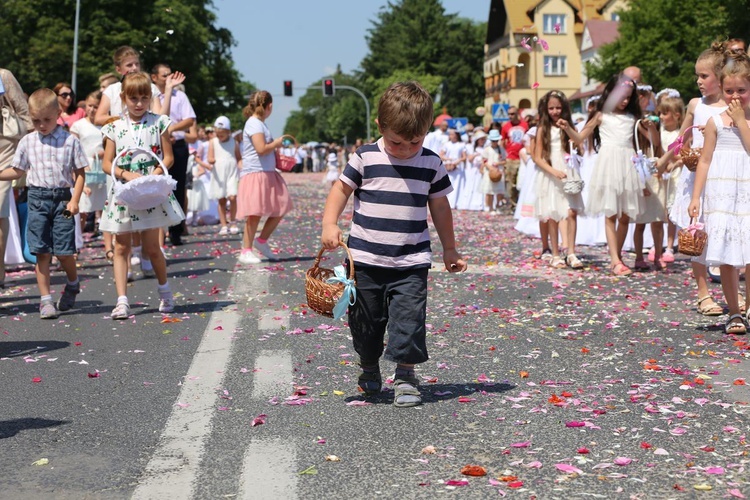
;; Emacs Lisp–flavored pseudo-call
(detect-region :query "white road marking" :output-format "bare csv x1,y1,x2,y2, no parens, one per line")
131,269,261,500
239,438,299,499
251,351,294,399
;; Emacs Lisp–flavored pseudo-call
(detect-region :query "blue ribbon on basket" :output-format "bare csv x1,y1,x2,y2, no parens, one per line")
632,150,656,188
325,265,357,320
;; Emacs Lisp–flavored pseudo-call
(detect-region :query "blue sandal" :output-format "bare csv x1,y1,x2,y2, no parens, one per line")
393,376,422,407
357,371,382,395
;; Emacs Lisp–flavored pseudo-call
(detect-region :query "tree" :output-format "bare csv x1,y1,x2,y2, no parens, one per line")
588,0,730,100
362,0,486,120
0,0,251,122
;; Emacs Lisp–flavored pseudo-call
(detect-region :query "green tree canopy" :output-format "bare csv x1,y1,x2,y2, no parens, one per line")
0,0,251,122
587,0,744,100
285,0,486,141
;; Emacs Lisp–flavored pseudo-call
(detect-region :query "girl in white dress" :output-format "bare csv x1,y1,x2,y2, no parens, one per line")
480,129,506,212
70,91,106,235
656,95,685,263
666,42,728,316
532,90,585,269
100,72,185,320
570,74,645,276
575,96,607,247
207,116,240,235
688,53,750,334
439,130,466,209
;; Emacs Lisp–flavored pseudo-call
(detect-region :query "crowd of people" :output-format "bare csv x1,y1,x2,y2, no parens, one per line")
0,46,304,320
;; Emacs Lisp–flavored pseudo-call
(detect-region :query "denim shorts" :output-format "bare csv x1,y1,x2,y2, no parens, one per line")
348,265,429,365
26,187,76,256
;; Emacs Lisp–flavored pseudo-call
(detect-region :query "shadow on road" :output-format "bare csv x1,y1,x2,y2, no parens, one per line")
0,418,70,439
0,340,70,358
345,382,516,405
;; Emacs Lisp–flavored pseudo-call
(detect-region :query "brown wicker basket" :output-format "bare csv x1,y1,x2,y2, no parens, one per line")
489,166,502,183
306,242,355,317
677,220,707,256
680,144,701,172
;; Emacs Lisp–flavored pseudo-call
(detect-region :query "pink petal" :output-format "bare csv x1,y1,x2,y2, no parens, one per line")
729,488,746,499
250,413,267,427
614,457,632,466
554,23,561,34
705,466,725,474
346,400,372,406
525,460,543,468
532,82,540,89
511,441,531,448
565,421,585,427
537,38,549,50
555,463,583,474
445,479,469,486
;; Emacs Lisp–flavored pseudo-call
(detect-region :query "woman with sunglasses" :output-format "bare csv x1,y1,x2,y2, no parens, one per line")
53,82,85,129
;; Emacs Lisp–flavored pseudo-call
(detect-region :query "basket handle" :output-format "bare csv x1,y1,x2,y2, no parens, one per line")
279,134,299,150
314,241,355,280
668,125,700,153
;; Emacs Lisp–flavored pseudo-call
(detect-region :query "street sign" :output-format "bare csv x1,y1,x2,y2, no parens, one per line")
446,117,468,133
491,103,510,122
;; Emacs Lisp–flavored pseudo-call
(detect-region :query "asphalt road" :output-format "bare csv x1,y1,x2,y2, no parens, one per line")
1,173,748,499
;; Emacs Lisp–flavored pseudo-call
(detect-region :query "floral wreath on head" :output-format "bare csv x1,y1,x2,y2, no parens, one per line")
655,88,681,101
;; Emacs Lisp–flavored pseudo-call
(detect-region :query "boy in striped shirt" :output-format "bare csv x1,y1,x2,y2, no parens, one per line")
321,81,467,407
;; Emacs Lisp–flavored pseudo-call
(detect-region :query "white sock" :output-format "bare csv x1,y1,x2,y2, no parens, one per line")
117,295,129,305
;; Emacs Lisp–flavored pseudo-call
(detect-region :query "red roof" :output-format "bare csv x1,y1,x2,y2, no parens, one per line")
585,20,619,49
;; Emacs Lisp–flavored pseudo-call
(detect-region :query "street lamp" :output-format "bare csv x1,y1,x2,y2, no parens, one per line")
71,0,81,92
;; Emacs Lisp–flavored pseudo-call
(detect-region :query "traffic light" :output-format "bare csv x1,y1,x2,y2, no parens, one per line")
283,80,293,97
323,79,335,96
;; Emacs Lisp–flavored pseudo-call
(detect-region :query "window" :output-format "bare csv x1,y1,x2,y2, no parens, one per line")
543,14,566,34
544,56,567,76
611,13,620,21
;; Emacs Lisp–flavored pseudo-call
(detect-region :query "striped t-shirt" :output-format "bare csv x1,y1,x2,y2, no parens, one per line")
340,137,453,269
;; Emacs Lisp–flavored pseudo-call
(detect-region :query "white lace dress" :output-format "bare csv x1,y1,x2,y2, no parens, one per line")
702,114,750,267
534,127,584,222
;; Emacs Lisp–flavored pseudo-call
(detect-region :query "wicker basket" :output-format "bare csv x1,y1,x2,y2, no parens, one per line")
489,166,502,183
677,221,707,256
275,135,299,172
305,242,355,317
680,144,702,172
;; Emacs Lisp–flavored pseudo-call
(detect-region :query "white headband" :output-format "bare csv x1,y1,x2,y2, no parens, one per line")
637,84,653,92
655,88,681,100
586,95,601,108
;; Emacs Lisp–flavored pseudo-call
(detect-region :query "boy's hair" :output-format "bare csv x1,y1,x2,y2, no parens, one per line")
243,90,273,119
121,72,152,98
537,90,573,161
721,51,750,83
656,96,685,119
377,81,433,140
113,46,140,67
696,40,727,77
150,63,170,76
28,88,59,115
86,90,102,102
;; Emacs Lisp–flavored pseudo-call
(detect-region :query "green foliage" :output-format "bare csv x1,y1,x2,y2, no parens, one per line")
0,0,251,122
588,0,730,100
285,0,487,141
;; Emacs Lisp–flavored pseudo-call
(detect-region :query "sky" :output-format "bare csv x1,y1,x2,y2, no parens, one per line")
211,0,491,137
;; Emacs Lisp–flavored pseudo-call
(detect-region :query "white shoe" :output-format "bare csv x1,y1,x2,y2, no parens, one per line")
141,258,156,278
158,292,175,313
111,302,131,320
253,240,276,260
483,207,491,212
219,226,229,236
229,224,239,235
239,249,261,264
130,252,141,266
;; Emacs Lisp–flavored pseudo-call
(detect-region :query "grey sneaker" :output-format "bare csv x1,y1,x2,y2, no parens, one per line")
57,283,80,311
40,301,59,319
158,292,175,313
111,302,131,320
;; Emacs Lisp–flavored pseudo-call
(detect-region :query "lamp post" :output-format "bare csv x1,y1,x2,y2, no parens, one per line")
71,0,81,92
335,85,371,141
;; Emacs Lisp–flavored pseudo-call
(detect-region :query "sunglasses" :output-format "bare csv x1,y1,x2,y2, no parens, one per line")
58,92,73,98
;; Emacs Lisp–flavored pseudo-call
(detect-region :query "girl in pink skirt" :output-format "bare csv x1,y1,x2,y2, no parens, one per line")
237,90,293,264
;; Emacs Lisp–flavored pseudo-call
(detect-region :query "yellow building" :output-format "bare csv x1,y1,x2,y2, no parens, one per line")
483,0,626,119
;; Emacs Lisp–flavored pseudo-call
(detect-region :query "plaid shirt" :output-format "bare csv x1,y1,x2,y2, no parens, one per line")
11,126,88,188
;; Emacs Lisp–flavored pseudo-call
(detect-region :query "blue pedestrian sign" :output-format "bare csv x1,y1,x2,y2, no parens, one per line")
491,103,510,123
446,117,468,133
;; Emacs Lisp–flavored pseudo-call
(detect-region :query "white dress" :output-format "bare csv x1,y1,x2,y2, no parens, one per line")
209,137,239,199
480,146,506,195
456,142,484,210
188,160,210,212
441,141,466,209
669,99,727,229
534,127,584,222
586,113,643,219
702,114,750,267
70,118,107,213
99,113,185,234
575,122,606,246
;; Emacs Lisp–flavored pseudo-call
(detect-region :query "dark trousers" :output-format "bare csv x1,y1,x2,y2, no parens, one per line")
169,139,189,239
348,265,429,365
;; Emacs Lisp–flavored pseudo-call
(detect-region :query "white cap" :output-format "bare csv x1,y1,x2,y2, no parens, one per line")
214,116,231,130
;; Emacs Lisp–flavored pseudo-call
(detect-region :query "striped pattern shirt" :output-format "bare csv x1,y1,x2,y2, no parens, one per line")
340,138,452,269
11,126,88,188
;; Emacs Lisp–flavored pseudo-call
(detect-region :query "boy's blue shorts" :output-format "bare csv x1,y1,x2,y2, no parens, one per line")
26,187,76,256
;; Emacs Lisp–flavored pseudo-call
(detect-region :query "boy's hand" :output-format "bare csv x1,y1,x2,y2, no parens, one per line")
166,71,186,89
66,201,79,216
321,224,343,250
443,249,467,273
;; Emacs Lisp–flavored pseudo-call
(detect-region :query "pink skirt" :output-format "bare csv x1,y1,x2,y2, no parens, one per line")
236,171,293,218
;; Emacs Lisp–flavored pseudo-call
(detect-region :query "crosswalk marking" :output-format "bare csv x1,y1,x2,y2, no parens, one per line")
239,438,299,499
250,351,294,399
